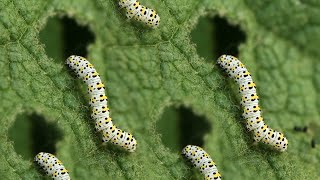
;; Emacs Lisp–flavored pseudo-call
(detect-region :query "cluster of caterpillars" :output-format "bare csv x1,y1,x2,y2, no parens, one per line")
33,2,295,175
34,54,292,179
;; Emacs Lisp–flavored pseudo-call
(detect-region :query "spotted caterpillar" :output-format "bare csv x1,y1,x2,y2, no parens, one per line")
34,152,70,180
182,145,222,180
66,55,137,152
118,0,160,28
217,55,288,152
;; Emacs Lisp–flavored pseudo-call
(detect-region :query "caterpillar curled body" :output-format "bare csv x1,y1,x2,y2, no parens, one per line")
182,145,222,180
118,0,160,28
66,55,137,152
34,152,70,180
217,55,288,152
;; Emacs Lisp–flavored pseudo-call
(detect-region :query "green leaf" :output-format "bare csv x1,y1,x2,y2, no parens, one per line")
1,0,319,179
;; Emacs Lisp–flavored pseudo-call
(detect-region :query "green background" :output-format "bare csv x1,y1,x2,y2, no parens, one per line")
1,0,319,179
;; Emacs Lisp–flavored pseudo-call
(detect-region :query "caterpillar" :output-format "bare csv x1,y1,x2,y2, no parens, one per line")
66,55,137,152
217,55,288,152
182,145,222,180
118,0,160,28
34,152,70,180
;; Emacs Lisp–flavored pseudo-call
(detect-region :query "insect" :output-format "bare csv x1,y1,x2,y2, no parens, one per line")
34,152,70,180
182,145,222,180
311,139,317,148
294,123,319,149
217,55,288,152
66,55,137,152
118,0,160,28
293,126,308,133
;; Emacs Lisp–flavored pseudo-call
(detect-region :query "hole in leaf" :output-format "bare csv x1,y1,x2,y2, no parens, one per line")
156,107,180,151
179,107,212,147
8,112,63,160
157,106,212,152
40,16,95,60
191,16,246,60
